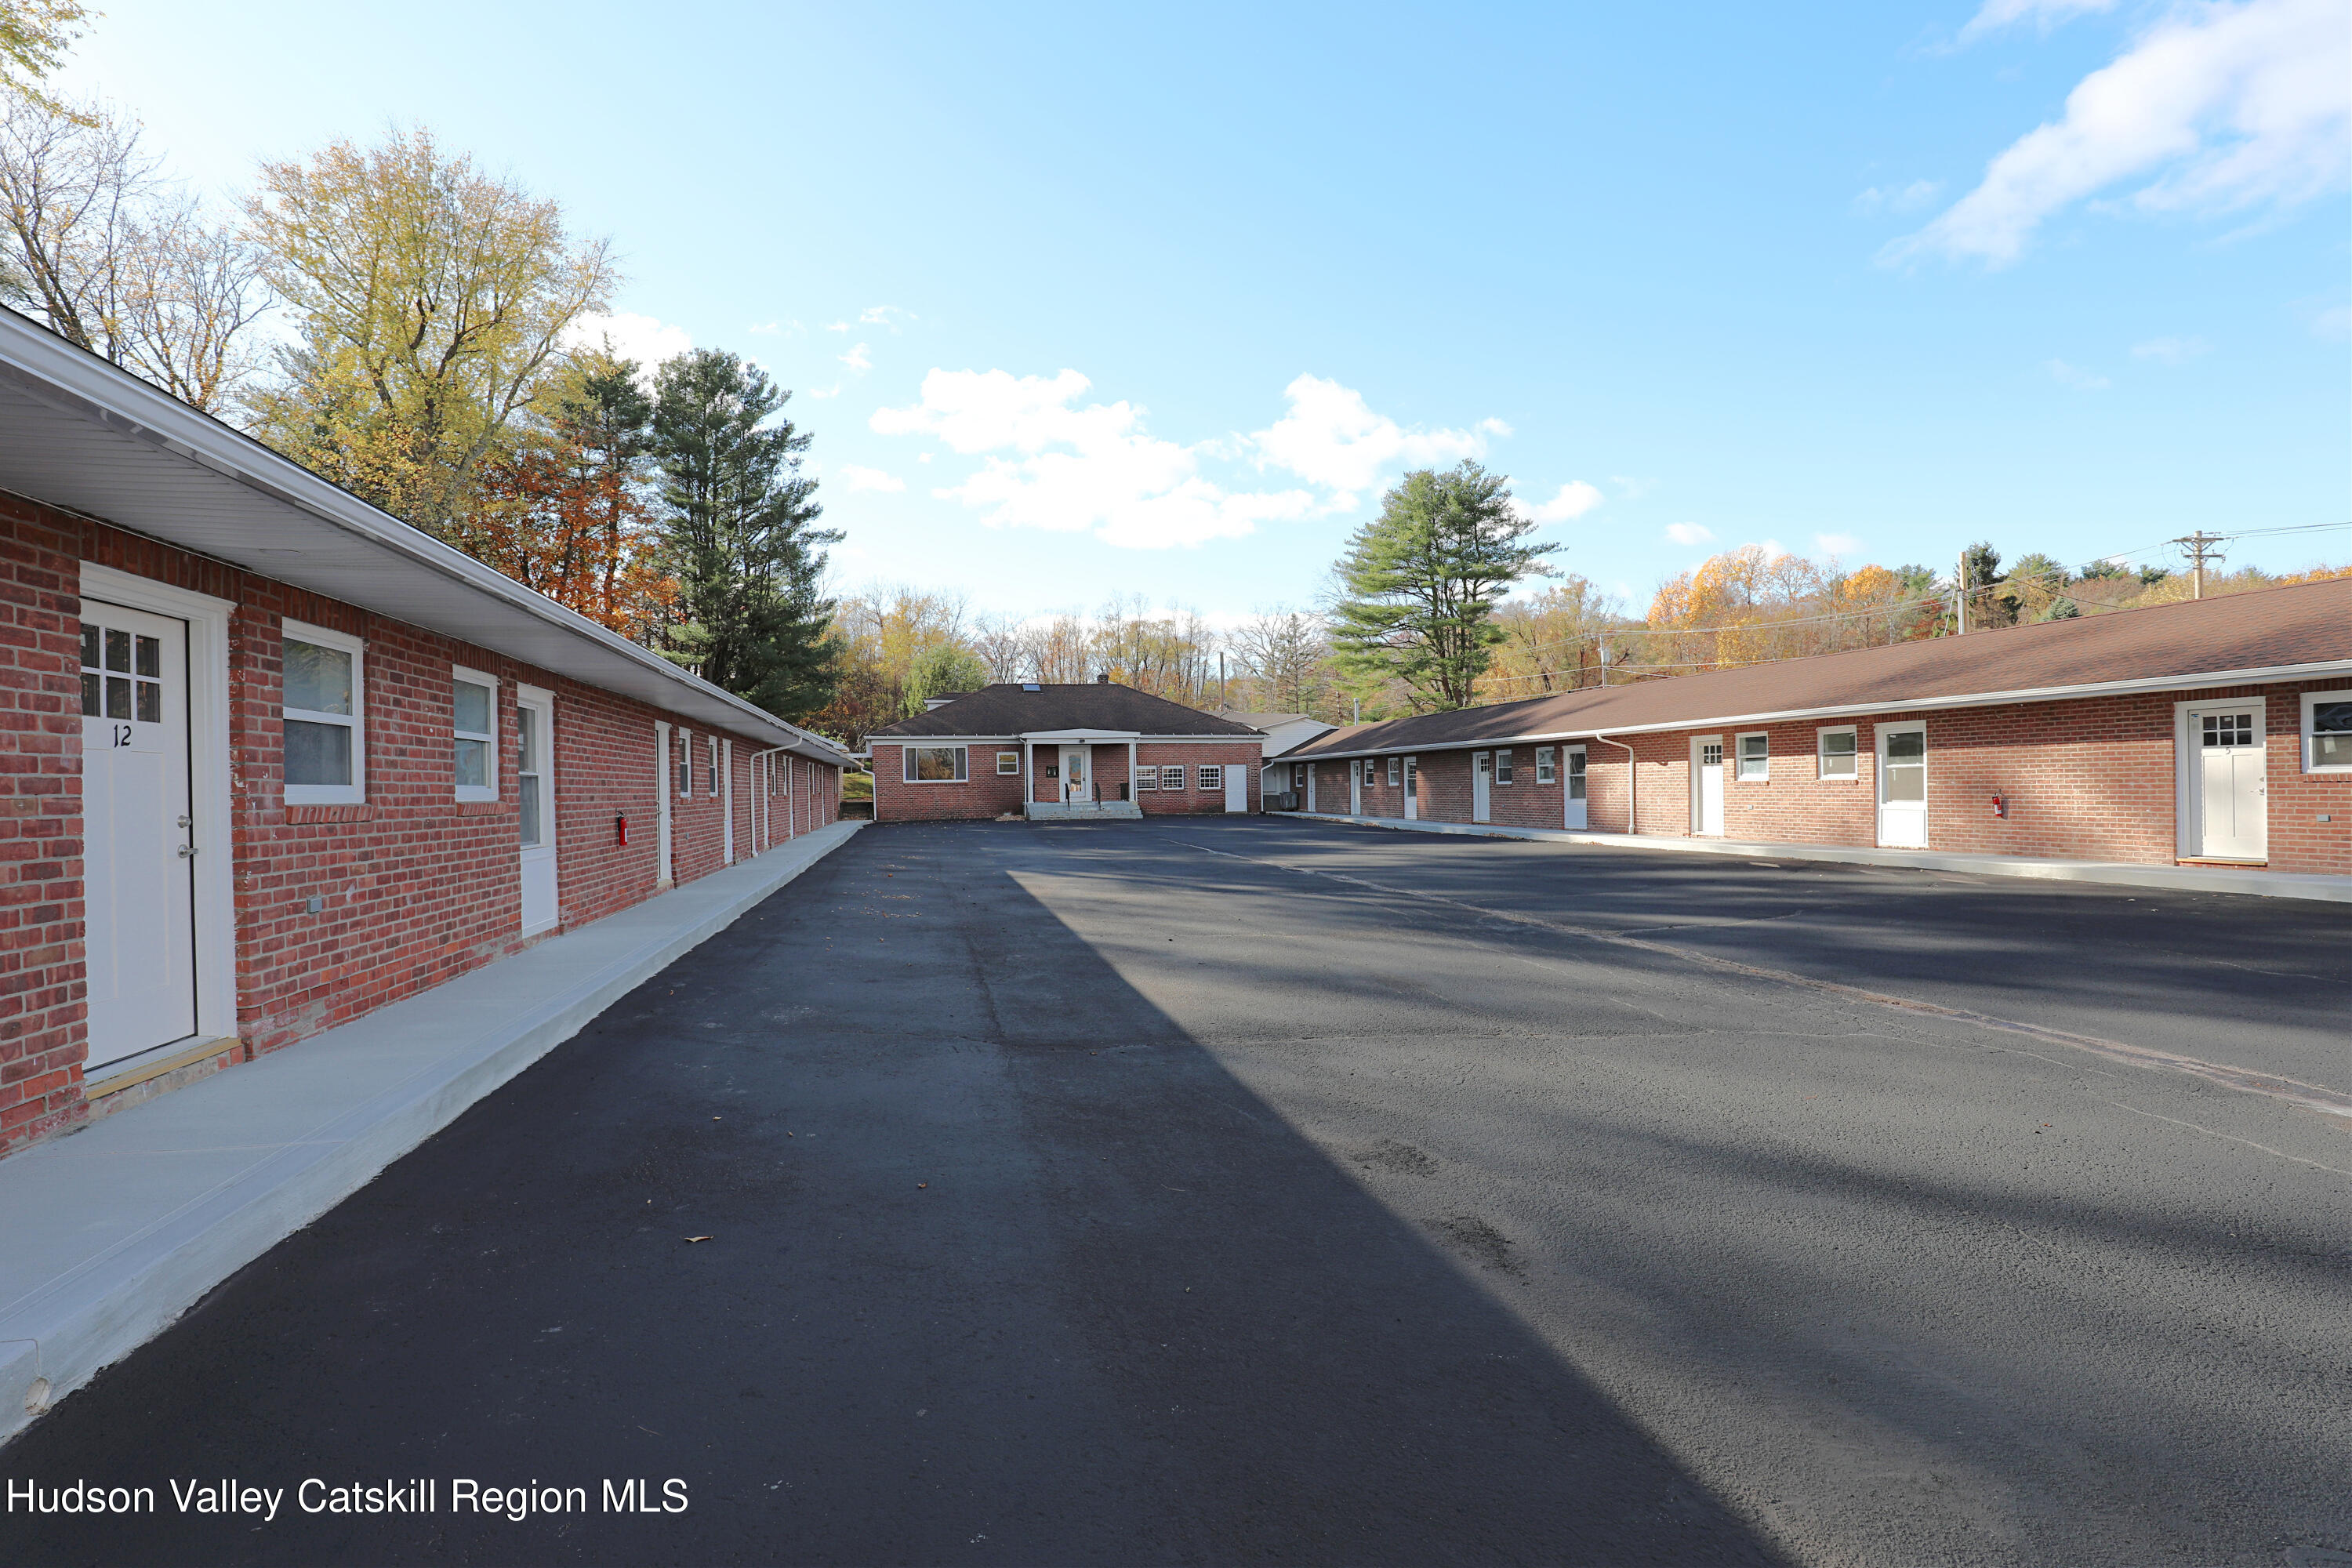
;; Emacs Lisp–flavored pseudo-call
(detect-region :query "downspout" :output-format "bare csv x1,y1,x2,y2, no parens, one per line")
1591,732,1637,836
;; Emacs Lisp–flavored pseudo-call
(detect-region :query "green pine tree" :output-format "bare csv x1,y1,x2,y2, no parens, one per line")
1327,461,1555,713
651,348,843,720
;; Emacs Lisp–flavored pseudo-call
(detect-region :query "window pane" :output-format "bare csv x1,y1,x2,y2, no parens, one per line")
81,623,99,669
135,635,160,677
1496,750,1512,784
287,719,354,786
1886,731,1924,763
1884,765,1925,803
106,676,131,718
105,628,130,673
1201,766,1221,789
456,736,488,788
520,775,542,847
909,746,964,781
1822,731,1857,757
996,751,1018,775
2313,701,2352,736
285,639,353,715
454,678,492,735
135,681,160,724
517,709,537,772
1162,766,1183,789
2317,733,2352,768
81,672,100,717
1569,753,1587,799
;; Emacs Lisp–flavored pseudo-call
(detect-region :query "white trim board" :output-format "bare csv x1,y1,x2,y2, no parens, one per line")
1285,811,2350,903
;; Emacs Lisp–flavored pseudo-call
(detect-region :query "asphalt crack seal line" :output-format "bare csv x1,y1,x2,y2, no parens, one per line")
1175,838,2352,1128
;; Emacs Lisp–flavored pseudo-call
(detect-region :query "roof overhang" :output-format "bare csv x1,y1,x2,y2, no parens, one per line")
1019,728,1145,742
1275,659,2352,760
0,309,851,767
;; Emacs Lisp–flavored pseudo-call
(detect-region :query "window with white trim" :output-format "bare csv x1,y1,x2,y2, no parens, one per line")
1161,765,1185,791
1737,732,1769,781
904,746,968,782
708,735,720,797
1132,761,1155,789
282,619,365,806
2303,690,2352,773
1387,756,1401,786
676,728,693,797
452,666,497,802
996,750,1020,775
1817,726,1858,781
1199,764,1223,792
1535,746,1555,784
1495,749,1513,785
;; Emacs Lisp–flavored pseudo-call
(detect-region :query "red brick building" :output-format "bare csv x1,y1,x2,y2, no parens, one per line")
0,308,849,1156
1272,583,2350,881
869,682,1265,821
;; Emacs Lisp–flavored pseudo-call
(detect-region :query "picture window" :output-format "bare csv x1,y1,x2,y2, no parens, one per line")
905,746,968,782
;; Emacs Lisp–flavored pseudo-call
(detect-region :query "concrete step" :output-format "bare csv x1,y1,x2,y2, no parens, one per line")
1025,800,1145,821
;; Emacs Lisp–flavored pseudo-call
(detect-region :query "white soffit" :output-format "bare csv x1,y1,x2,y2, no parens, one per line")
0,311,848,766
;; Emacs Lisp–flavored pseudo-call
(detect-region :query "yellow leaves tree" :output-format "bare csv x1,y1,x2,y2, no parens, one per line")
243,126,615,537
0,0,90,115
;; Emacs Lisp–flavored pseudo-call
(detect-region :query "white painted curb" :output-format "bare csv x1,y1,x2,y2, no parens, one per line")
0,822,864,1446
1288,812,2351,904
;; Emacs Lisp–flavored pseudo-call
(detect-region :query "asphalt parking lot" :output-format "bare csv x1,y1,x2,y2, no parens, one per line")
8,817,2348,1566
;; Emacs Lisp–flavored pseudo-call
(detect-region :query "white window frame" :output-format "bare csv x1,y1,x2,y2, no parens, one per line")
1161,764,1186,791
1199,764,1224,793
1535,746,1555,784
1132,761,1156,789
674,728,693,798
996,750,1020,776
281,618,367,807
1736,731,1769,782
1495,748,1513,786
451,664,499,804
707,733,721,797
2302,688,2352,774
902,745,970,783
1816,724,1859,782
1387,756,1401,786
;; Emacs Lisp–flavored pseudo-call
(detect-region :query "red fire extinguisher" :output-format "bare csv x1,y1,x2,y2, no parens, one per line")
1991,794,2006,819
616,812,630,845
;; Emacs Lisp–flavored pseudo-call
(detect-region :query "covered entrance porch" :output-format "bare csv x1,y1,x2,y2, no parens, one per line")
1019,729,1145,820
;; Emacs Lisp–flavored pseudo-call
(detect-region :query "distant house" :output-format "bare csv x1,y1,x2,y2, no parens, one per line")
1269,582,2350,881
1212,709,1334,800
869,681,1265,821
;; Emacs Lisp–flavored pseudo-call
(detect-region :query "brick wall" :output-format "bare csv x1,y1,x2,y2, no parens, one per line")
0,492,837,1155
872,742,1025,821
1133,742,1260,815
873,738,1261,820
1309,683,2351,876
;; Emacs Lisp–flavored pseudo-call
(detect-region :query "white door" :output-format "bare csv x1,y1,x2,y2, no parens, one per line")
1349,762,1362,816
517,690,557,934
1563,746,1588,829
79,603,198,1070
655,723,674,884
1224,765,1247,813
1305,764,1318,812
1472,752,1492,822
1877,723,1927,848
1061,746,1092,803
1693,738,1725,837
721,740,735,864
1403,757,1418,819
2189,705,2267,859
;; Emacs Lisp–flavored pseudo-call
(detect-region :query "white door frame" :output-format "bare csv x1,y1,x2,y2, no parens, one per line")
1563,745,1588,830
1472,751,1492,823
1060,744,1093,803
515,684,558,935
1224,763,1247,814
1349,760,1362,816
2174,696,2268,862
1690,735,1725,837
721,739,735,864
655,721,674,887
1305,763,1317,813
78,563,236,1056
1403,756,1418,820
1876,720,1929,848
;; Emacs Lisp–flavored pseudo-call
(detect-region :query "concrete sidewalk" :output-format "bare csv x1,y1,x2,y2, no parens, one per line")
0,821,863,1445
1289,811,2350,902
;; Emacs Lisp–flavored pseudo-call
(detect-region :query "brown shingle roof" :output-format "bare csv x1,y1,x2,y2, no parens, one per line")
869,684,1265,739
1280,579,2351,758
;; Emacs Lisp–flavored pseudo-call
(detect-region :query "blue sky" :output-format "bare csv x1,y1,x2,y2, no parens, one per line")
54,0,2351,622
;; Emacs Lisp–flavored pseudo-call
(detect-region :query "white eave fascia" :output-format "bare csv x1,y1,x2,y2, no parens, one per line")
0,310,852,768
1282,659,2352,760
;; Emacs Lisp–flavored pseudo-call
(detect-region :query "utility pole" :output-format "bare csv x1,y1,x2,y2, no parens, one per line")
2172,530,2227,599
1955,550,1968,634
1218,652,1226,708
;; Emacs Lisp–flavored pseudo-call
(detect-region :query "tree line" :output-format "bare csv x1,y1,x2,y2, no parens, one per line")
1,27,840,721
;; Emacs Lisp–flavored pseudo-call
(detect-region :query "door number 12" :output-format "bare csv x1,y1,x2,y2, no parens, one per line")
111,724,133,747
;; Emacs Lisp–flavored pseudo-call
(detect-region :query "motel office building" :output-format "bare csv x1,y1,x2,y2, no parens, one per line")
869,683,1266,821
1272,582,2350,880
0,309,848,1156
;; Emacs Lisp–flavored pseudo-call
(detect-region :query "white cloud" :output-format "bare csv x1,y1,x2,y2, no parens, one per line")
1526,481,1606,523
1479,417,1515,437
1895,0,2349,265
858,305,916,329
1958,0,2115,44
1247,374,1490,503
837,465,906,493
2046,358,2112,389
2132,335,2211,361
840,342,873,372
824,321,851,333
1815,532,1864,556
1665,522,1715,546
1855,179,1944,212
871,368,1320,548
562,311,691,376
804,383,844,400
1611,474,1656,500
